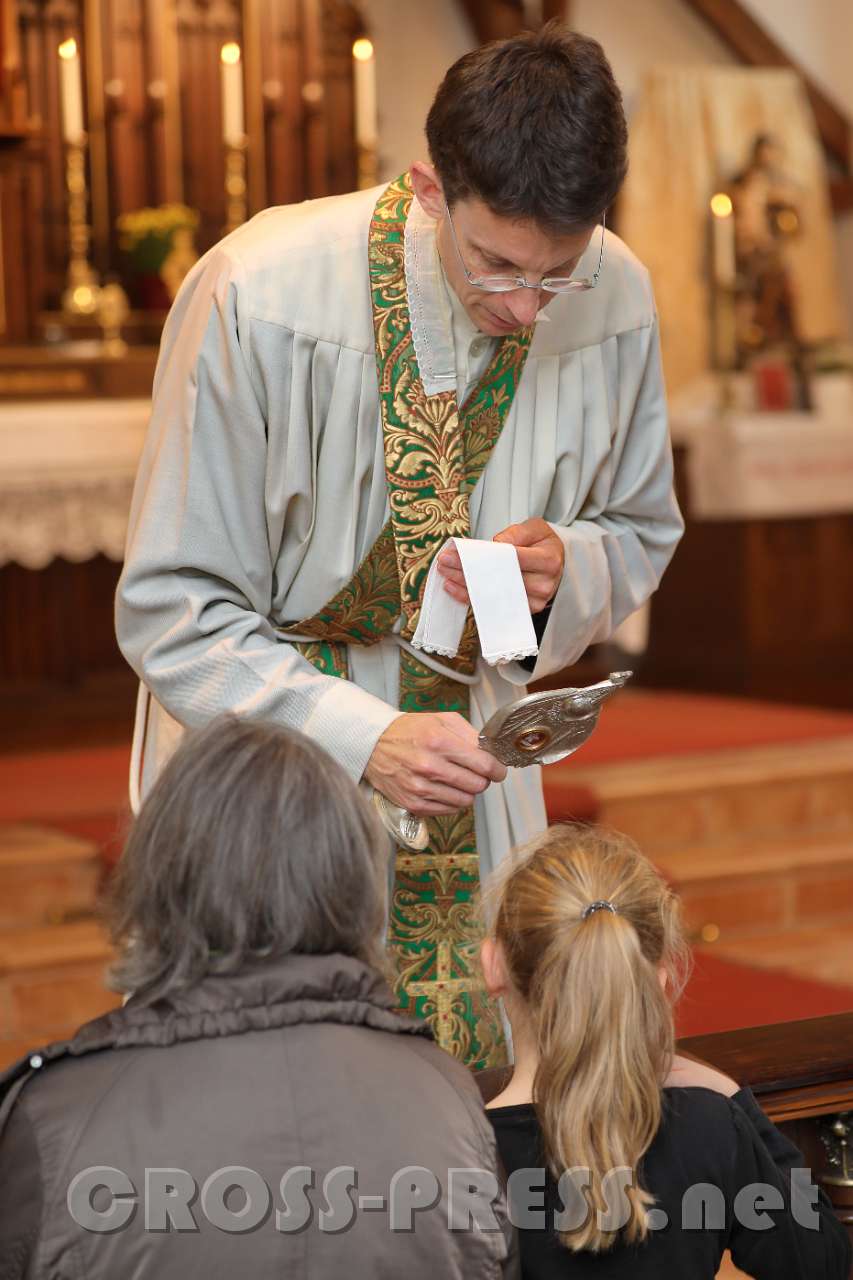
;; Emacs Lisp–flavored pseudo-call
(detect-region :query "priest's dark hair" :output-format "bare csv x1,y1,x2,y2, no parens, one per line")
426,21,627,232
106,715,388,1004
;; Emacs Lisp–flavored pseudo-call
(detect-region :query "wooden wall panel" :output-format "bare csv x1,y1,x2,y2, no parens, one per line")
320,0,359,196
175,0,240,248
103,0,149,247
643,448,853,710
261,0,303,208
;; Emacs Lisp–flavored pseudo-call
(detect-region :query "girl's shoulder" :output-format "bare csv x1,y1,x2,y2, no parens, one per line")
655,1084,748,1177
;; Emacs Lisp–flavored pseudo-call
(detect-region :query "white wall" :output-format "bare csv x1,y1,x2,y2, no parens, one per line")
361,0,474,180
569,0,735,112
740,0,853,117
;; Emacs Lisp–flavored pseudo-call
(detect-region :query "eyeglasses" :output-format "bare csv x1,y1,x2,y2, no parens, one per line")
444,202,605,294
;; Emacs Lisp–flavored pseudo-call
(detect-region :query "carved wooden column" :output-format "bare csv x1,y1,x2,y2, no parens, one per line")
175,0,240,246
0,0,39,341
144,0,183,204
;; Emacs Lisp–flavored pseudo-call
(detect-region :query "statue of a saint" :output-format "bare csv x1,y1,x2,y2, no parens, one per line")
731,133,803,364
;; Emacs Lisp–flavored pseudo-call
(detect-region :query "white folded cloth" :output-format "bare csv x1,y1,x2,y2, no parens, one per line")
411,536,539,667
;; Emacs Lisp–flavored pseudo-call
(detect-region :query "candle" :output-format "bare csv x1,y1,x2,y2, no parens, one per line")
220,42,244,147
352,37,377,149
58,38,85,144
710,191,736,288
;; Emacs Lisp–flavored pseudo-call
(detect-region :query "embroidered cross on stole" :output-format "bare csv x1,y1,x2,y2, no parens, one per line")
280,173,532,1069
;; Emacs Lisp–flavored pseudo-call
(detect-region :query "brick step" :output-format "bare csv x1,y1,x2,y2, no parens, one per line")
548,736,853,855
650,832,853,941
0,920,121,1071
656,831,853,884
0,824,103,929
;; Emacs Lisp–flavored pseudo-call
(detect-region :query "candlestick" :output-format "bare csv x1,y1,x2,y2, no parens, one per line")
223,140,248,235
58,38,85,144
60,138,100,318
220,42,245,147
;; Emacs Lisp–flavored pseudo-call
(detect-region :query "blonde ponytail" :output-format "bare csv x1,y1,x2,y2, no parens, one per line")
490,824,690,1252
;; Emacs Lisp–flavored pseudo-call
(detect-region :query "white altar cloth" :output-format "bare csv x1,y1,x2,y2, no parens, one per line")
684,414,853,521
0,398,149,569
669,376,853,521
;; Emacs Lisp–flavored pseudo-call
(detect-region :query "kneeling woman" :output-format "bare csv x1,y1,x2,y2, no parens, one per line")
481,825,851,1278
0,717,513,1279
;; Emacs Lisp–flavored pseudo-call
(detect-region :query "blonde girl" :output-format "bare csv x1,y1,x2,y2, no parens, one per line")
481,824,850,1278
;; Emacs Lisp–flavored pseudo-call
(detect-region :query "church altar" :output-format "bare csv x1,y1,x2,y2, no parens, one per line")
678,411,853,521
642,398,853,709
669,375,853,522
0,398,149,571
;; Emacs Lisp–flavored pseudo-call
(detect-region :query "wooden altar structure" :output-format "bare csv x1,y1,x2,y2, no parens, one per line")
0,0,366,345
643,444,853,711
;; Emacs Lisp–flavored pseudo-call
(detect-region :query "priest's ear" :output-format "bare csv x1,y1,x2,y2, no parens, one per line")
410,162,446,221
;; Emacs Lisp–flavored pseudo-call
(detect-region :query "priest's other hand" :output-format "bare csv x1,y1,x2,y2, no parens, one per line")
364,712,507,815
436,518,565,613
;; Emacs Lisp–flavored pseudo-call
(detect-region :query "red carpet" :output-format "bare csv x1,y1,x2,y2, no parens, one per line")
676,951,853,1037
0,743,132,867
572,689,853,766
2,690,853,1037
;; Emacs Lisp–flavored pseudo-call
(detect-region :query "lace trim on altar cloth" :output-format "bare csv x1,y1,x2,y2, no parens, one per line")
0,478,134,570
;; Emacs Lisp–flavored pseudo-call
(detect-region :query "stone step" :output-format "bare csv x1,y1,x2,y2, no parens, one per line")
653,832,853,942
550,736,853,855
0,824,103,928
0,920,121,1071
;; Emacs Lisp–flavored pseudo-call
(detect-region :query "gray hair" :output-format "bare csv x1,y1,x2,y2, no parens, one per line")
107,715,389,1003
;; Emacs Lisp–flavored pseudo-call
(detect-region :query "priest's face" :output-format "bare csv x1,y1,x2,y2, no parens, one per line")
410,161,597,338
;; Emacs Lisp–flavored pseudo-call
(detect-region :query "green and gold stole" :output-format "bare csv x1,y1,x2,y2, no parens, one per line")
280,173,532,1069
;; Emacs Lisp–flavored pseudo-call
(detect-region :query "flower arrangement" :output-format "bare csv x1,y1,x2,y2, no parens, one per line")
116,204,199,275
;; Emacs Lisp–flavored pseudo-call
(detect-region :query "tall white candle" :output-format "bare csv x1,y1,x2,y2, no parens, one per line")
710,192,736,288
58,38,85,144
352,38,377,149
220,43,244,146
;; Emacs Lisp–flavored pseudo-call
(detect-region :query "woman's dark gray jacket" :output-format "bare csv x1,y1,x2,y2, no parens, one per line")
0,952,516,1279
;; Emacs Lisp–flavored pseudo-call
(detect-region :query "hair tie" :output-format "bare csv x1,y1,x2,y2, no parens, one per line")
581,899,618,920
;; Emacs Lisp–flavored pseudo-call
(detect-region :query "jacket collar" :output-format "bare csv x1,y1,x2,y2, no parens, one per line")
0,952,431,1118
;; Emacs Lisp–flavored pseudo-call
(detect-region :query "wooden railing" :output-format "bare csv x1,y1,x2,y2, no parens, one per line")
683,1010,853,1252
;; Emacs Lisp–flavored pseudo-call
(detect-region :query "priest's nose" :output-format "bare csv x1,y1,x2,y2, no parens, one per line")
504,287,544,327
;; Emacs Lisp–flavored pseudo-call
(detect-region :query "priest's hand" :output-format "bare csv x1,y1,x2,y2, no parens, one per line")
364,712,507,815
436,517,565,614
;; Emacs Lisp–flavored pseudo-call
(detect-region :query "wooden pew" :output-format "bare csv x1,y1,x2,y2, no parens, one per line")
683,1012,853,1243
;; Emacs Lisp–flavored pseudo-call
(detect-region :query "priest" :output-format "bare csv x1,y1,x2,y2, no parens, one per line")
116,23,683,1067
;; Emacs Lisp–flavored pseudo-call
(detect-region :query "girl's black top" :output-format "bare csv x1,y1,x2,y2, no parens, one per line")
487,1085,851,1279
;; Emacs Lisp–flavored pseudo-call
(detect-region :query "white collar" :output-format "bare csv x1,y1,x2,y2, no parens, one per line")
404,193,459,396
